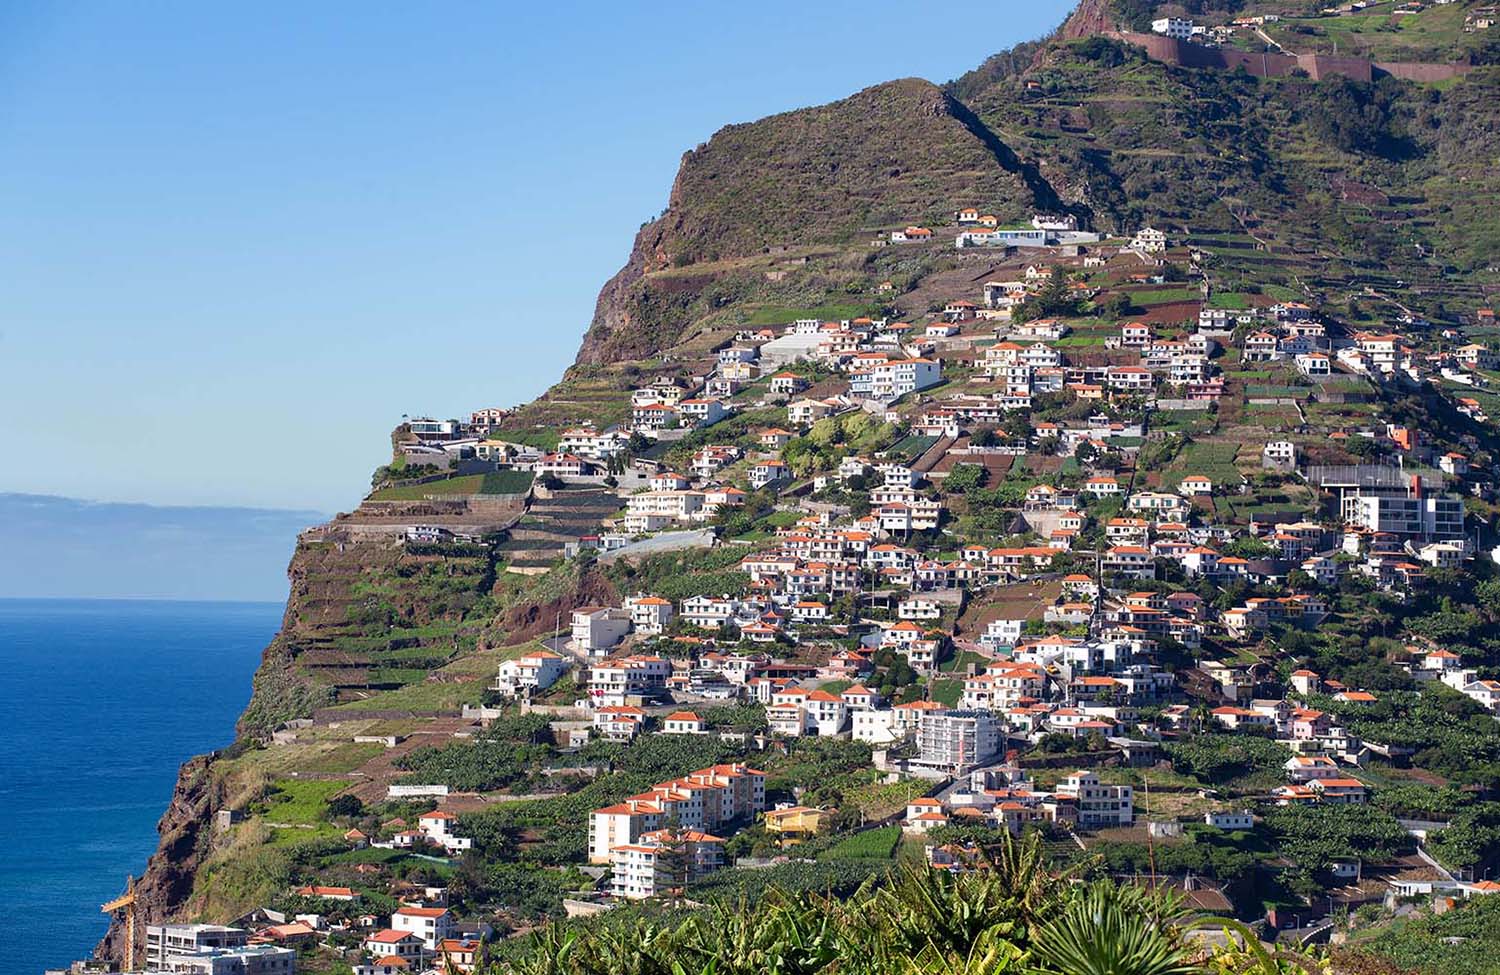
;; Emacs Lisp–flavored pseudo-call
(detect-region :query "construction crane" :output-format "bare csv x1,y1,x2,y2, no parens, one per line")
101,876,140,972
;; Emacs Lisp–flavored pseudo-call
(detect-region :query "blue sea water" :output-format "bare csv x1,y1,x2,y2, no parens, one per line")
0,598,281,972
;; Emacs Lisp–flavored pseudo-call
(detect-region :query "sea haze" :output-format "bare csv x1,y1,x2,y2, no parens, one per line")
0,598,279,970
0,494,327,601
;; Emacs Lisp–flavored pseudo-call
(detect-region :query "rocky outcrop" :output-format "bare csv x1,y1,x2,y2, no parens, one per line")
500,567,619,644
98,754,221,962
1057,0,1114,39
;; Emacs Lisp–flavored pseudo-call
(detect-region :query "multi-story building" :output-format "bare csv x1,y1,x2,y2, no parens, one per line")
608,828,726,899
850,358,942,400
914,710,1001,774
1054,771,1133,827
146,925,249,969
586,655,671,707
1343,482,1464,538
588,763,766,862
571,607,632,655
625,594,674,634
493,649,570,697
1151,16,1194,38
164,946,297,975
363,930,425,964
391,905,456,950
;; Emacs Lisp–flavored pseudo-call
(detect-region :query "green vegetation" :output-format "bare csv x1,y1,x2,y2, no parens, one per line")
603,545,751,602
1261,804,1412,896
1362,892,1500,975
1165,734,1291,788
499,836,1323,975
370,471,533,501
820,825,902,861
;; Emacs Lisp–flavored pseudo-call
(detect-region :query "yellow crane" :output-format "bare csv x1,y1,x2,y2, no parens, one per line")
101,876,140,971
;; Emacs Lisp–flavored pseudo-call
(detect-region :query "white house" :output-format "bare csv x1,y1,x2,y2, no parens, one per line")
1178,475,1213,497
1130,227,1168,253
571,607,632,655
391,906,456,951
1151,17,1195,39
1204,810,1254,830
1295,352,1332,377
625,595,674,634
494,650,570,697
662,711,707,734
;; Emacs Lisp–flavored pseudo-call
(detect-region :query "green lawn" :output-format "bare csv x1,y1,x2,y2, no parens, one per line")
263,779,347,819
370,470,533,501
1160,442,1244,490
1133,288,1201,305
820,825,902,861
939,650,988,674
928,678,964,707
332,675,492,712
259,779,350,844
493,428,561,451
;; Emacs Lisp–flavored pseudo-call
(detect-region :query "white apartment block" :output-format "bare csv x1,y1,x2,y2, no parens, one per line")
609,828,726,899
1055,771,1133,827
571,607,632,655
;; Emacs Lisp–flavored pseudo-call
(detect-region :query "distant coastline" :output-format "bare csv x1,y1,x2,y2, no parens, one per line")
0,493,326,602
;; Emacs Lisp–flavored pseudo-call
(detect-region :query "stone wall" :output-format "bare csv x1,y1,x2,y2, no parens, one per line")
1113,31,1470,84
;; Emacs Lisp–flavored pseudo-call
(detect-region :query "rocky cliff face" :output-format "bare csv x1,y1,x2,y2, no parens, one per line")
98,754,221,961
1057,0,1115,39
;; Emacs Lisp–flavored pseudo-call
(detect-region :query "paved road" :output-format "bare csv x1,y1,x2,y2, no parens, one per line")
599,528,716,562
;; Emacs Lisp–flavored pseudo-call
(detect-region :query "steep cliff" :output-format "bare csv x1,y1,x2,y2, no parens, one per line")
574,77,1053,365
98,754,221,961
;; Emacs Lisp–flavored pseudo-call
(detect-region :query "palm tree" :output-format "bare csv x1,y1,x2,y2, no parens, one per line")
1029,881,1198,975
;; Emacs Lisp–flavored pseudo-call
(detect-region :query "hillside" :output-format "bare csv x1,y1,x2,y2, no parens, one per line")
576,77,1051,365
98,3,1500,974
577,0,1499,372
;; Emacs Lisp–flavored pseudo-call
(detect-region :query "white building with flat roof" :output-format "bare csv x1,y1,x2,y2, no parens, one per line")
915,710,1001,773
1056,770,1133,827
146,925,249,969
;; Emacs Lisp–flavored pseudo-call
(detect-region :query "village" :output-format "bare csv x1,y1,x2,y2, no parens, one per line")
74,187,1500,975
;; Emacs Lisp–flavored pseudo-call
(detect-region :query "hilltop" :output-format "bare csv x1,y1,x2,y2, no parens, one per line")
95,4,1500,975
578,0,1499,372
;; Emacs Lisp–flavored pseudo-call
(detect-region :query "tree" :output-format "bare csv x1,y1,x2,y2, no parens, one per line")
1101,292,1134,319
326,794,364,819
944,464,986,494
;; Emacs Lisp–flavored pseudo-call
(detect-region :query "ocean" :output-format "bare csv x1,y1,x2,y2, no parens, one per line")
0,598,281,972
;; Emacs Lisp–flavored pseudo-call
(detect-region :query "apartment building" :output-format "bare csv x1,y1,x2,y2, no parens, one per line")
588,763,766,862
164,946,297,975
586,655,672,707
1343,482,1464,538
1055,771,1133,827
571,607,631,655
608,828,726,899
146,925,249,969
914,710,1001,774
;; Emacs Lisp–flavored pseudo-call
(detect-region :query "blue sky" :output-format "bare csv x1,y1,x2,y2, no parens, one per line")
0,1,1073,512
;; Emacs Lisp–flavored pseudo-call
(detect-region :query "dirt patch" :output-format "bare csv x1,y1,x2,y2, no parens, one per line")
955,580,1063,638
